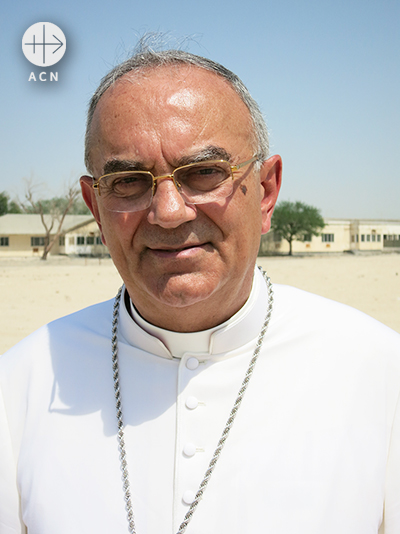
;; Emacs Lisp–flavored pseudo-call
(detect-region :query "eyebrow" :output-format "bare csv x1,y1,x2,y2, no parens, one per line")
101,145,232,176
102,159,147,175
176,146,232,167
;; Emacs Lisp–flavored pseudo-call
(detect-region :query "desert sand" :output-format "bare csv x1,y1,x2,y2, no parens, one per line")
1,253,399,354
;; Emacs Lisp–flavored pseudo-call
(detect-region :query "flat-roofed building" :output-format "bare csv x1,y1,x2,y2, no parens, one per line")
1,214,399,258
260,219,400,255
0,214,108,257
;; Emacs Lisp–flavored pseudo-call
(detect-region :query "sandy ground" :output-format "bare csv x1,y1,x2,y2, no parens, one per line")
1,253,399,354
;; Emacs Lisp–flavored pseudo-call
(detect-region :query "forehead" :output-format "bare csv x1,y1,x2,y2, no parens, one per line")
88,65,254,172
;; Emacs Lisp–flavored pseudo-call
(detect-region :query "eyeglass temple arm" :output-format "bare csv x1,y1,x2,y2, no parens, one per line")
92,180,102,195
231,155,258,171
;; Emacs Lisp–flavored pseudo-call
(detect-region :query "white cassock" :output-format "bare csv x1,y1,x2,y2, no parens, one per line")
0,267,400,534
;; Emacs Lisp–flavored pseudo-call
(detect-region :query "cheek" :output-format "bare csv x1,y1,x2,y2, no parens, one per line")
202,194,262,258
99,211,141,249
230,191,263,254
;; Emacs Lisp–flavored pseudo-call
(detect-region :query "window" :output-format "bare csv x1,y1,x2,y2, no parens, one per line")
96,236,103,245
356,234,359,242
68,237,75,245
366,235,370,242
76,236,85,245
86,236,94,245
0,237,9,246
303,234,312,242
321,234,334,243
371,234,376,242
377,235,381,242
59,236,65,246
361,235,365,242
31,237,45,247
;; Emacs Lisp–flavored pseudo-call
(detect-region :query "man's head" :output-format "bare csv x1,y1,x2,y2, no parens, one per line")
84,49,270,175
81,47,282,332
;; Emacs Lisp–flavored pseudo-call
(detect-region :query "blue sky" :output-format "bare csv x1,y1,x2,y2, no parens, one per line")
1,0,399,219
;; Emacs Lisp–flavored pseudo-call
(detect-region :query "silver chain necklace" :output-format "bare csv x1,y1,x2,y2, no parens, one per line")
111,267,273,534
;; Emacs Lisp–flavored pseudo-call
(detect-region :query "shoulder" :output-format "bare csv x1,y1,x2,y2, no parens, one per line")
270,283,400,360
0,298,115,374
264,285,400,415
272,283,398,333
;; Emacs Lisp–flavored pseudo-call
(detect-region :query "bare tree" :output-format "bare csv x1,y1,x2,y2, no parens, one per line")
23,180,80,260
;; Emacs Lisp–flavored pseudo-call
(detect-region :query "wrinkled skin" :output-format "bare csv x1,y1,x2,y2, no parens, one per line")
81,66,282,331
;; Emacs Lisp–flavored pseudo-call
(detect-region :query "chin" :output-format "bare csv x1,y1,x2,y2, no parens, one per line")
153,272,219,308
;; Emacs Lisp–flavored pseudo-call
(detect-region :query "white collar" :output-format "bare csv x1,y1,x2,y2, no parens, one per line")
118,266,269,360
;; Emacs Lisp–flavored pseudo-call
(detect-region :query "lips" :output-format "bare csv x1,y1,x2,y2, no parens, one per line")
152,244,202,252
148,242,209,258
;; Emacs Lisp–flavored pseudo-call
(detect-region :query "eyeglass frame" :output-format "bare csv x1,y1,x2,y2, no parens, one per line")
89,154,258,211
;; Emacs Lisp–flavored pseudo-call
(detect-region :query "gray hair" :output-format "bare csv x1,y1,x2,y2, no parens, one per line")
85,41,269,174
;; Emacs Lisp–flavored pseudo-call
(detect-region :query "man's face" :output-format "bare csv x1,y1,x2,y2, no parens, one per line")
82,66,281,331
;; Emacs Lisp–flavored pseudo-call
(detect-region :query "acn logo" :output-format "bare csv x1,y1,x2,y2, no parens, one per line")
22,22,66,67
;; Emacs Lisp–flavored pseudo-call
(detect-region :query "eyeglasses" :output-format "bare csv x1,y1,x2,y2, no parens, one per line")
91,155,258,213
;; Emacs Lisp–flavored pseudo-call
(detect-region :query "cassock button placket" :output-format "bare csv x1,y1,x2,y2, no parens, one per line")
183,443,197,457
181,359,206,512
182,490,196,505
186,357,200,370
185,396,199,410
111,269,274,533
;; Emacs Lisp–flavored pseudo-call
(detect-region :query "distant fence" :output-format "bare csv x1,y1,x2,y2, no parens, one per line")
384,238,400,248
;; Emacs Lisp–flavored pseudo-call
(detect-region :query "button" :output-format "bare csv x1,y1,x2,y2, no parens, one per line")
182,490,196,505
183,443,196,457
186,357,199,370
185,396,199,410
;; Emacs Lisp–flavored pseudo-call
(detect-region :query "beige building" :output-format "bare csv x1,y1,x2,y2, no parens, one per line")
1,214,399,258
0,214,108,257
260,219,400,255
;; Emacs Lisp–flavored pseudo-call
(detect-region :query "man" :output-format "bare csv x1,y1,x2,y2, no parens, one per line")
0,46,399,534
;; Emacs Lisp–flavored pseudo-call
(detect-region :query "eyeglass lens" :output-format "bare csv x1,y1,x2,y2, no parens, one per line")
97,161,234,212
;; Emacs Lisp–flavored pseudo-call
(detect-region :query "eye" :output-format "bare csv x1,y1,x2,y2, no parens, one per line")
179,164,229,191
105,173,151,197
187,164,225,176
196,166,221,175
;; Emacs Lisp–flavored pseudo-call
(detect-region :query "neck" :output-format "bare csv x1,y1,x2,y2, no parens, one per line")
125,272,254,333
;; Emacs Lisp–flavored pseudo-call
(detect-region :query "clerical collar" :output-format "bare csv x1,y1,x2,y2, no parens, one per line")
117,266,269,360
130,300,215,357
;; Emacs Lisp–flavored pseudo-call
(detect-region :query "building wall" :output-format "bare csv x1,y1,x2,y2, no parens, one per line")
382,224,400,249
261,221,351,255
2,218,399,257
0,215,97,257
61,221,108,256
350,222,383,251
260,219,400,255
0,235,50,257
0,231,107,257
350,222,400,251
301,221,351,253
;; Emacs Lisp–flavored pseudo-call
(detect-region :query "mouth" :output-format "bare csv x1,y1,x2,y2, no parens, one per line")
148,242,210,259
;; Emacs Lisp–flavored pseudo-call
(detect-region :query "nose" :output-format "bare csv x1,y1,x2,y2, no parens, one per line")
146,177,197,228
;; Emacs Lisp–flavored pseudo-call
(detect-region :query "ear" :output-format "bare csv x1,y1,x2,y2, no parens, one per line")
259,155,282,234
80,176,107,246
